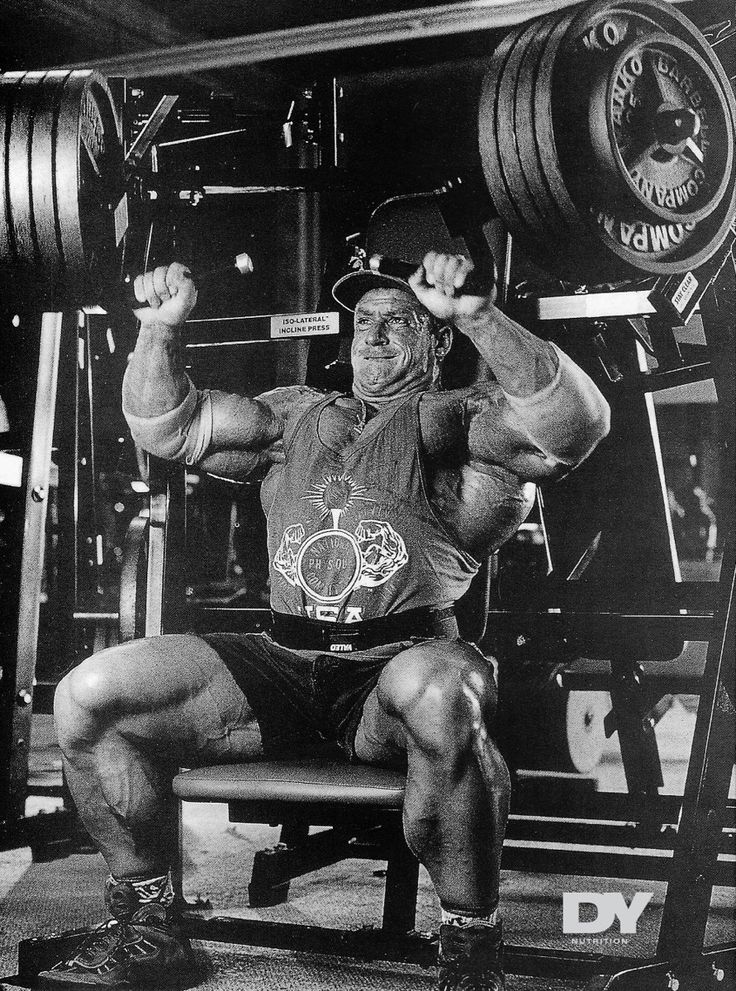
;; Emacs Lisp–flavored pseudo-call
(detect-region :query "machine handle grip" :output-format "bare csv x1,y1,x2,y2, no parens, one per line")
368,253,495,297
120,251,254,309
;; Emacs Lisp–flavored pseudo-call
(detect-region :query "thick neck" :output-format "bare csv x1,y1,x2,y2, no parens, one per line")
351,379,439,406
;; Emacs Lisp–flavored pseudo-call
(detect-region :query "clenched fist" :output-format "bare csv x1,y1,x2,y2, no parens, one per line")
408,251,497,327
133,263,198,328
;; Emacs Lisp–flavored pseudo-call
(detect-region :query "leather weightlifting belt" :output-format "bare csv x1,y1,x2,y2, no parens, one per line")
271,605,457,653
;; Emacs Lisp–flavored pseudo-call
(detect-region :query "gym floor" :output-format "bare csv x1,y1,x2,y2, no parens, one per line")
1,699,734,990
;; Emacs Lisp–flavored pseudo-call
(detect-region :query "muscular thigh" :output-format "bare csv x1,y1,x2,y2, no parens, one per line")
73,634,263,763
353,638,496,765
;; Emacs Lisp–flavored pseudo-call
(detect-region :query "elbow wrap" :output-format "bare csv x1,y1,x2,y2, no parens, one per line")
123,375,214,465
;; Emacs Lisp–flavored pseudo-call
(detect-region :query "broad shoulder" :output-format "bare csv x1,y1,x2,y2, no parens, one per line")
256,384,326,427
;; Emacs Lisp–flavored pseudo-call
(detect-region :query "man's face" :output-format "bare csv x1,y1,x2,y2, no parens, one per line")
351,288,445,399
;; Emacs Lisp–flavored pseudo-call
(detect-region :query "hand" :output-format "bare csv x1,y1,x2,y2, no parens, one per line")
408,251,497,324
133,263,198,328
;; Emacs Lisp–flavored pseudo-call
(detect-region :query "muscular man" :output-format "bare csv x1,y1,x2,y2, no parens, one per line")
44,253,609,990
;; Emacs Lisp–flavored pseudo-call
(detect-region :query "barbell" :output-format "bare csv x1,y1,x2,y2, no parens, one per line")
478,0,736,279
1,0,734,306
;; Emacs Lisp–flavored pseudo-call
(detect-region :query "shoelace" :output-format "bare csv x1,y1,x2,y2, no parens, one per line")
61,918,129,968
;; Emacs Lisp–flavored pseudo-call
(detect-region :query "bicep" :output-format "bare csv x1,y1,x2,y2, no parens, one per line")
208,391,280,450
209,384,320,452
125,381,305,468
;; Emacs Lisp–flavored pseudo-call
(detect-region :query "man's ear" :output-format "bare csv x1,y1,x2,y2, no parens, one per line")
436,324,454,362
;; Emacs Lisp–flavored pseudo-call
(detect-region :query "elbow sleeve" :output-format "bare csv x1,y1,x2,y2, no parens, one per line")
123,373,214,466
505,343,611,463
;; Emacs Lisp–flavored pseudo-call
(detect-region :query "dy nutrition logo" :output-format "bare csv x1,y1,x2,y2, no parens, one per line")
563,892,654,945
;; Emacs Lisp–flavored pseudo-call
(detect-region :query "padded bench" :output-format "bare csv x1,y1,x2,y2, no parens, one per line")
174,759,406,808
173,759,418,930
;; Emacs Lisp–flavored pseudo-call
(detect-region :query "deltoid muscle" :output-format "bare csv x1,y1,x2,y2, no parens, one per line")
355,520,409,587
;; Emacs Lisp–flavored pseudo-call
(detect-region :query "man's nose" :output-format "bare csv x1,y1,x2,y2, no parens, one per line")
365,320,389,345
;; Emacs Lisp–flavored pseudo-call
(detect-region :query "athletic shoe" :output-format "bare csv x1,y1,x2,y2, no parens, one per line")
437,921,505,991
37,882,193,988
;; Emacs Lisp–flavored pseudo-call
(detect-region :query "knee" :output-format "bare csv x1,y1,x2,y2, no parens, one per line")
379,641,496,759
54,645,134,744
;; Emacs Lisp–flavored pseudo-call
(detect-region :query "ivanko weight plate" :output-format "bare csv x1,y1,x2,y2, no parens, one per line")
0,73,26,271
496,17,551,234
586,34,735,226
561,0,665,55
0,68,125,307
533,8,589,238
55,70,125,306
478,21,531,238
30,71,71,293
7,72,48,275
514,13,573,234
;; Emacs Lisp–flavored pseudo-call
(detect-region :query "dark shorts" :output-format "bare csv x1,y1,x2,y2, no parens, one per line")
201,631,418,760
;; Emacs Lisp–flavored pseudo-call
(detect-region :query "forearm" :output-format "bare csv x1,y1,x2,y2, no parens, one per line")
121,317,207,464
457,306,609,465
455,305,558,398
123,321,190,418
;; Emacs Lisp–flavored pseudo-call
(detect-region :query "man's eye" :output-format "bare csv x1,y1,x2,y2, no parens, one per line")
390,317,409,327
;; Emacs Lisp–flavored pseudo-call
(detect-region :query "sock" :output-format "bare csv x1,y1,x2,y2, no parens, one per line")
441,906,499,928
109,870,174,908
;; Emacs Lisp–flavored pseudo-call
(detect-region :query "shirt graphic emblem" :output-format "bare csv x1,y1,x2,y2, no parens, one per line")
273,471,408,604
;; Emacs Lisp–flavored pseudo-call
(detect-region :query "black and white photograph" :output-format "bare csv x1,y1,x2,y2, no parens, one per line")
0,2,734,989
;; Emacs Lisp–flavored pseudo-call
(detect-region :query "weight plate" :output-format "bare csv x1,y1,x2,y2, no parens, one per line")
589,34,734,226
497,18,551,233
55,70,125,305
514,13,574,234
498,678,608,774
552,3,675,240
560,1,736,181
565,691,609,775
565,0,734,60
7,72,47,275
590,178,736,275
534,8,589,238
552,2,736,277
562,0,665,57
30,70,70,295
478,22,532,238
0,73,27,270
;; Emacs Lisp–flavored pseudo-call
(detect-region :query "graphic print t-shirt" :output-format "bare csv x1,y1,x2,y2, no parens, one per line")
265,393,479,623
